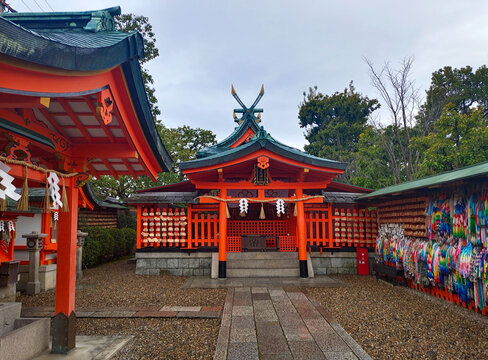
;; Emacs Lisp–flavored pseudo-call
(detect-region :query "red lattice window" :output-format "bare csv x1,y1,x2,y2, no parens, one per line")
228,220,292,237
279,236,297,252
227,236,242,252
266,237,277,248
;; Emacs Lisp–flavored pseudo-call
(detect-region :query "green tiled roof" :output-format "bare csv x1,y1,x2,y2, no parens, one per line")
0,7,172,172
180,126,347,171
358,161,488,200
0,7,144,71
196,117,261,158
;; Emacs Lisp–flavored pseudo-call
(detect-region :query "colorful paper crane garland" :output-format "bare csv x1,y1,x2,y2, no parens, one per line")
376,189,488,311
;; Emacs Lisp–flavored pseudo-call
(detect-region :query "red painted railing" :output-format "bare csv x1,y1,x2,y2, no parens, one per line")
137,203,378,251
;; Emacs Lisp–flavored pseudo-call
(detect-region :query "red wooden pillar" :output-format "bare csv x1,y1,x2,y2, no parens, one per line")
52,179,78,353
296,188,308,278
218,189,227,278
187,204,193,249
327,203,333,248
136,205,142,249
40,212,51,265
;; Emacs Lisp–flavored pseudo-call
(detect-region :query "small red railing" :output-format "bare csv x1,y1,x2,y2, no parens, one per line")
137,203,378,250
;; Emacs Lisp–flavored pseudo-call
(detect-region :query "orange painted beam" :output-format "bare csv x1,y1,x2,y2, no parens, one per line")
8,162,52,183
0,60,114,94
0,93,50,108
199,197,323,204
193,180,332,190
182,149,345,176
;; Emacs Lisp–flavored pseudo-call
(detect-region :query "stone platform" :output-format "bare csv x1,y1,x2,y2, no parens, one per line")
34,336,132,359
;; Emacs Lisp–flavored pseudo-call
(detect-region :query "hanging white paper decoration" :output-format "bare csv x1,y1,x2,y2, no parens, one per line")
276,199,285,216
47,172,63,209
0,162,21,201
239,198,249,214
0,221,4,232
53,212,59,221
7,220,15,232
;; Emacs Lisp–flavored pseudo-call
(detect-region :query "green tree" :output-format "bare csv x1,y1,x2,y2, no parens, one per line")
115,13,160,117
417,65,488,132
155,124,217,183
90,125,217,199
413,104,488,177
351,127,396,189
298,82,379,181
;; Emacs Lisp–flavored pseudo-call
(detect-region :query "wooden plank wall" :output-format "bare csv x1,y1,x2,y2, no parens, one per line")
78,208,119,228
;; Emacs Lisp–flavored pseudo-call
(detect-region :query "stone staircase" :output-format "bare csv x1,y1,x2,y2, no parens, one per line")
226,252,301,277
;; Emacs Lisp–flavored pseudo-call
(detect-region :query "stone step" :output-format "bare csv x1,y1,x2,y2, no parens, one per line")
227,259,299,269
226,252,297,260
226,267,300,278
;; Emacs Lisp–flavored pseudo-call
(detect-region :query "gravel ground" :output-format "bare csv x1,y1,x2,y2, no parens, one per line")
17,259,225,359
304,275,488,360
18,259,226,308
78,318,220,360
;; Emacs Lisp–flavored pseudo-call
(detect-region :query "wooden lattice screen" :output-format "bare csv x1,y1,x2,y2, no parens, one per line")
188,205,219,247
227,220,294,237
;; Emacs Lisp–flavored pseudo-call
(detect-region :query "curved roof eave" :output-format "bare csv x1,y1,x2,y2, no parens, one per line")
0,11,172,173
0,16,144,71
121,60,173,172
179,137,347,171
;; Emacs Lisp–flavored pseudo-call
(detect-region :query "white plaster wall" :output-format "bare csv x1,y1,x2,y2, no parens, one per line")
13,214,42,246
13,250,29,262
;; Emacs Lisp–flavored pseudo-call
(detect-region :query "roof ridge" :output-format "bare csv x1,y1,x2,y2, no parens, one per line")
1,7,121,32
358,160,488,199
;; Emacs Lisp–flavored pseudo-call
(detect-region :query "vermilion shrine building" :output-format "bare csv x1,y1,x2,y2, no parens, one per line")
130,88,378,279
0,7,171,354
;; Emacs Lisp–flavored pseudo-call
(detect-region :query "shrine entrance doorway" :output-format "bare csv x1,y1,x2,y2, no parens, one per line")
226,202,296,252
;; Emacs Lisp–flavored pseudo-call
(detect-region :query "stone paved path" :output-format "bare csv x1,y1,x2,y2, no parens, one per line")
214,287,372,360
183,275,347,289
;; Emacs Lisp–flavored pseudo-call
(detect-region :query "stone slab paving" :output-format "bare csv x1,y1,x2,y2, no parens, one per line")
20,305,221,319
214,287,372,360
34,335,132,359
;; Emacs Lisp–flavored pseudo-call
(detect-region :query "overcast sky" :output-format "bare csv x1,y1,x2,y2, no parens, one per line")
11,0,488,149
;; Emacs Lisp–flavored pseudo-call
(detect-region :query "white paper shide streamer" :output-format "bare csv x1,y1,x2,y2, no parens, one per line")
0,161,21,201
276,199,285,216
239,198,249,215
47,172,63,209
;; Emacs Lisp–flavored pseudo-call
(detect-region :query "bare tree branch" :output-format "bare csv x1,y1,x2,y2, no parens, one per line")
364,56,421,182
